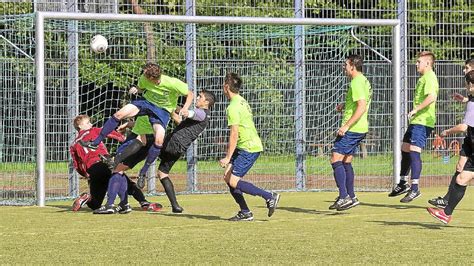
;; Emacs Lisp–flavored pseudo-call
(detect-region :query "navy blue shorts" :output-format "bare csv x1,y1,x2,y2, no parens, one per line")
402,124,433,148
230,149,260,178
332,131,366,155
131,98,170,128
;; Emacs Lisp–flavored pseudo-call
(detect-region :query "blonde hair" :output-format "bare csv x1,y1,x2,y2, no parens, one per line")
73,114,90,131
418,51,435,66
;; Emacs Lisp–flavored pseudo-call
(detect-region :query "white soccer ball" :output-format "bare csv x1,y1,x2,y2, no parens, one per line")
90,34,108,54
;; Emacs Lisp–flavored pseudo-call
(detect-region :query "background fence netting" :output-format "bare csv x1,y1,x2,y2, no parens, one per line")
1,14,402,205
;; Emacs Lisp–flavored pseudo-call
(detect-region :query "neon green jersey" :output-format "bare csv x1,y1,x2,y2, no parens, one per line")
131,116,154,135
410,70,439,128
342,74,372,133
138,74,189,113
226,95,263,153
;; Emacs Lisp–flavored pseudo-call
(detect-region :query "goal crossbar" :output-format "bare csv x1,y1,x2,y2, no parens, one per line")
35,11,401,206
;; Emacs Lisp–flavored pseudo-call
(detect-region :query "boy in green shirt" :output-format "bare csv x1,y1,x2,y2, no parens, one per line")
389,51,439,203
80,63,194,189
219,72,280,221
330,54,372,211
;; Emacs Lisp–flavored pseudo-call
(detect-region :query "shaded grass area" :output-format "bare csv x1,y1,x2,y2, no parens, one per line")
0,188,473,264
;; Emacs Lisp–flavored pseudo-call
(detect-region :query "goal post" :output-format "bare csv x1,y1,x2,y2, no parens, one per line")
34,12,400,207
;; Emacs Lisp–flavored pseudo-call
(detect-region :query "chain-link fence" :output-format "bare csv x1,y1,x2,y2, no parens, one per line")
1,1,472,205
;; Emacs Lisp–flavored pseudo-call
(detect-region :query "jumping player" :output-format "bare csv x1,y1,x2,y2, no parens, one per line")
427,70,474,224
389,51,439,203
428,58,474,208
80,63,193,189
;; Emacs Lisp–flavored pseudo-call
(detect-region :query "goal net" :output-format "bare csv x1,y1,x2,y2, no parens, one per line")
1,13,399,205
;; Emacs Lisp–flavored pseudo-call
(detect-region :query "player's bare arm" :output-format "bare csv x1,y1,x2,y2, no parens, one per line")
441,123,468,137
219,125,238,168
337,99,366,136
408,93,436,119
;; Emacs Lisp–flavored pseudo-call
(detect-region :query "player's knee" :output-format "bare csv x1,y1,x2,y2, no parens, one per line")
456,173,471,186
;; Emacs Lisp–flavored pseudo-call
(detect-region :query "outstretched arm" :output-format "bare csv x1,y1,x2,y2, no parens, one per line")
186,108,207,122
179,90,194,117
441,123,468,136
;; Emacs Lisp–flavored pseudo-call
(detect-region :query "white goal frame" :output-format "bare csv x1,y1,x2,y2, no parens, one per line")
35,12,401,206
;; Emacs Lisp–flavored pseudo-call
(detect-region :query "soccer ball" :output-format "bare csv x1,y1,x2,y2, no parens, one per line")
90,34,108,54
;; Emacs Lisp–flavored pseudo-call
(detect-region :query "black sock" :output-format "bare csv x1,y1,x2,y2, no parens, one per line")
443,171,460,201
114,139,144,168
126,175,147,203
444,182,467,215
400,151,411,178
228,184,250,213
160,177,180,208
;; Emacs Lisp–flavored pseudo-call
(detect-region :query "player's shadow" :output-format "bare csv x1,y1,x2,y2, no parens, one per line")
369,220,474,230
52,205,86,213
358,202,426,210
151,212,227,221
264,206,348,216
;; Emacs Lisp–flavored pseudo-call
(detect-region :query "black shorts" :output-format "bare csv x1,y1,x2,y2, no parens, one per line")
158,150,181,174
463,157,474,172
121,134,154,169
460,136,472,157
86,162,112,210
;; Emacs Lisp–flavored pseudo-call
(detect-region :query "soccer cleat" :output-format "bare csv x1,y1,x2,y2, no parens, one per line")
400,189,421,203
338,197,360,211
428,197,448,209
329,197,340,210
172,205,184,213
140,201,151,211
71,192,91,211
329,196,352,211
136,174,146,190
147,203,163,212
116,203,132,214
99,154,115,170
79,140,99,150
93,204,116,214
228,211,254,221
266,192,281,217
427,207,452,224
388,183,411,197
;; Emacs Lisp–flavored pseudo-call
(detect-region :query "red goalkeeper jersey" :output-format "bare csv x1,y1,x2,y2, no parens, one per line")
69,127,125,178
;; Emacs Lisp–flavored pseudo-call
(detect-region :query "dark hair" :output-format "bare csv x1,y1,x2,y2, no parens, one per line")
143,63,161,80
201,89,216,108
224,72,242,93
73,114,90,131
346,54,363,72
466,70,474,85
466,58,474,68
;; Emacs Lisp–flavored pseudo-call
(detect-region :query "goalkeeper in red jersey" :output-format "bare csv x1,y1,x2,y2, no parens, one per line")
70,114,161,213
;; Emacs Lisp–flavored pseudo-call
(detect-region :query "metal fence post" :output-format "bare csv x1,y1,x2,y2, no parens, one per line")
186,0,197,193
67,0,80,198
395,0,407,186
35,12,45,207
294,0,306,191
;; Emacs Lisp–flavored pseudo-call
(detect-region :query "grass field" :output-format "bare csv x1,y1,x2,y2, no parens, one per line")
1,188,473,264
